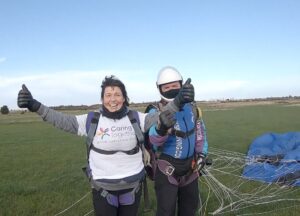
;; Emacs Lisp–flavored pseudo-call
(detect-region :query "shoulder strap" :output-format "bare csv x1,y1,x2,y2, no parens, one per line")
83,111,100,179
127,110,144,146
191,102,202,119
86,111,101,157
86,112,95,133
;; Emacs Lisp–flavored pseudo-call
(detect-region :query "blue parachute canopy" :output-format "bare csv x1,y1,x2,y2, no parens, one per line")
242,132,300,186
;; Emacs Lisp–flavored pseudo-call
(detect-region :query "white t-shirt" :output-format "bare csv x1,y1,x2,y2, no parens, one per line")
76,112,146,180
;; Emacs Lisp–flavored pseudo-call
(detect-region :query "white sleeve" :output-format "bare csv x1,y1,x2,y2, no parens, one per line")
76,114,88,136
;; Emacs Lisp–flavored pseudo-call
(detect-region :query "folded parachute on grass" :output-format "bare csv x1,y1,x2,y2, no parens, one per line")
243,132,300,186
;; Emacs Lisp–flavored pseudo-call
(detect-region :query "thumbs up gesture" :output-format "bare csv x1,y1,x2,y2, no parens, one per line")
173,78,195,108
17,84,41,112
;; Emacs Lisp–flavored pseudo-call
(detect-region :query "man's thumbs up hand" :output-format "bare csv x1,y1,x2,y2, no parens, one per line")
173,78,195,108
184,78,191,85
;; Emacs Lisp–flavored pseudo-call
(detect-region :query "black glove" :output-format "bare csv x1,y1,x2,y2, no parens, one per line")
173,78,195,109
17,84,41,112
156,110,176,136
196,153,206,172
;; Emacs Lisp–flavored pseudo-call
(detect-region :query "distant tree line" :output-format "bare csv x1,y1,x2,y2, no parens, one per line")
1,105,9,114
216,96,300,103
11,96,300,112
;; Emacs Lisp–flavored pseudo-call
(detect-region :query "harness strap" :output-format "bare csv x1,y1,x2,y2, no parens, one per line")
98,183,141,207
100,189,119,207
83,112,101,179
91,145,140,155
171,128,195,138
86,112,100,157
157,159,199,187
127,110,144,145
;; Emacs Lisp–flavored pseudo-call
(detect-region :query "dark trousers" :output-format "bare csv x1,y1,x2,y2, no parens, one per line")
92,187,142,216
154,169,200,216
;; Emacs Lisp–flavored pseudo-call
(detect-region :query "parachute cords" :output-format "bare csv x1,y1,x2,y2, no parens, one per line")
54,191,91,216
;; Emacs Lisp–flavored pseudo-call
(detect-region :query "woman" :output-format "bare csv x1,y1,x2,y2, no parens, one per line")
17,75,191,216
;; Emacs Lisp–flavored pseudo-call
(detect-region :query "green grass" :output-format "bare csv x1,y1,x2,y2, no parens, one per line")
200,104,300,215
1,104,300,215
204,105,300,153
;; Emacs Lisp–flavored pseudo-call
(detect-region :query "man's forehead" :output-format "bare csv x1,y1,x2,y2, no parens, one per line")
161,81,181,87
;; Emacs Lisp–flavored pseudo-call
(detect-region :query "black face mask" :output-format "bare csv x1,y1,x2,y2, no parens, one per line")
161,89,180,99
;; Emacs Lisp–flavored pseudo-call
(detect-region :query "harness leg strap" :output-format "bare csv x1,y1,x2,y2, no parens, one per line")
98,183,141,207
157,159,199,187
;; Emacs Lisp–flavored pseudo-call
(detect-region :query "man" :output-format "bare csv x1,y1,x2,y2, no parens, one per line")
148,66,208,216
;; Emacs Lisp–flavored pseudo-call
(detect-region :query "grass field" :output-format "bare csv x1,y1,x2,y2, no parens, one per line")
1,103,300,215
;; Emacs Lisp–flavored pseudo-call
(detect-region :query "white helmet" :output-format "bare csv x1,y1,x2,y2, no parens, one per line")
156,66,183,86
156,66,183,101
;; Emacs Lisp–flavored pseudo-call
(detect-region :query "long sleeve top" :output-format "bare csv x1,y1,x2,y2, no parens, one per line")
148,103,208,159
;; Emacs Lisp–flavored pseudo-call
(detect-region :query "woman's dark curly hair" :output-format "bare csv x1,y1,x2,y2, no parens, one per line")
101,75,130,106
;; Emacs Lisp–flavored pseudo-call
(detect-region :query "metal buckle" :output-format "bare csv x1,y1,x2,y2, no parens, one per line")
165,165,175,176
100,189,108,198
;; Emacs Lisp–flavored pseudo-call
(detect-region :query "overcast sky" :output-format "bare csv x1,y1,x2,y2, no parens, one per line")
1,0,300,109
